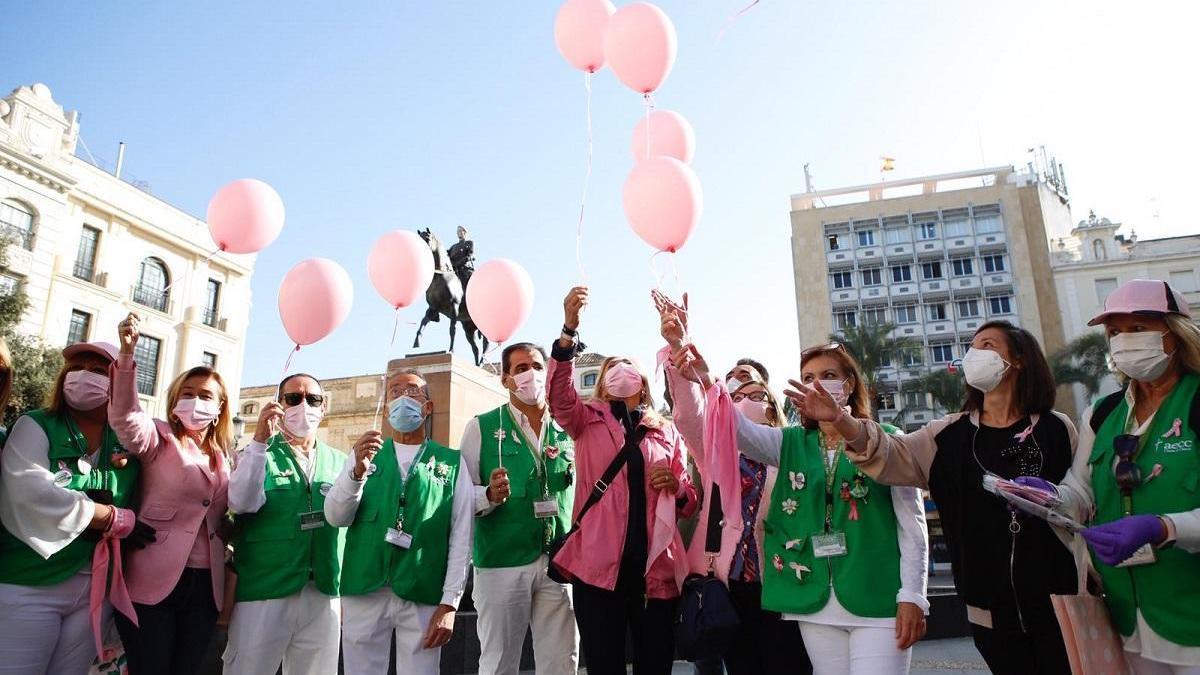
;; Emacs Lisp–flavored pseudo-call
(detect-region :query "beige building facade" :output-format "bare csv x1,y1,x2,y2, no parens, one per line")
1052,212,1200,412
0,83,256,416
790,165,1075,427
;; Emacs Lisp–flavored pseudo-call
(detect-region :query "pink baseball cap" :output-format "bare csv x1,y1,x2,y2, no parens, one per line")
62,341,120,363
1087,279,1192,326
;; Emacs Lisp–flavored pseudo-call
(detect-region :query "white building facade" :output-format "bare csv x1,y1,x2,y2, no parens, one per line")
1052,212,1200,412
0,83,256,416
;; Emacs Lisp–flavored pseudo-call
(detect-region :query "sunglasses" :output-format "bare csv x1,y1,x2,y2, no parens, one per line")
281,392,324,407
731,390,769,403
1113,434,1143,493
801,342,846,359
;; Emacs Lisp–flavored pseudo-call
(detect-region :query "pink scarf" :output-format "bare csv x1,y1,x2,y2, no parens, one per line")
90,510,139,661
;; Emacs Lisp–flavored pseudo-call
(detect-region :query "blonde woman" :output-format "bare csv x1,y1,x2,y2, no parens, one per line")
547,286,698,675
0,336,12,445
110,313,232,675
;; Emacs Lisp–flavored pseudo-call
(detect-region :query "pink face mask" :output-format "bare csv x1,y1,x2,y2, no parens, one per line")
735,397,770,425
63,371,110,411
173,396,221,431
603,363,643,399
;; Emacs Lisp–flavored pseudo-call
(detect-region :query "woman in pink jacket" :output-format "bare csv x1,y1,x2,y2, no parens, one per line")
110,313,232,675
547,286,699,675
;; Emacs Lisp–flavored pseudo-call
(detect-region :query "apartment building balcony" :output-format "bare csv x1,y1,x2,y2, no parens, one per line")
920,279,950,298
854,246,884,263
860,286,888,303
976,231,1007,252
982,272,1014,291
826,249,855,269
885,243,914,260
890,283,918,299
915,239,945,259
956,318,984,334
892,323,924,339
830,288,859,304
945,235,975,253
950,276,982,294
926,320,954,337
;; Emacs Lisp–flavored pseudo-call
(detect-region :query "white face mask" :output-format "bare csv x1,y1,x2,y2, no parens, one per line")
725,377,744,393
818,379,849,407
511,369,546,406
1110,331,1172,382
283,402,324,438
962,348,1010,393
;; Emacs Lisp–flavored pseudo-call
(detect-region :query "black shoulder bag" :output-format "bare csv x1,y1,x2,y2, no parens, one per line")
675,483,741,661
546,424,649,584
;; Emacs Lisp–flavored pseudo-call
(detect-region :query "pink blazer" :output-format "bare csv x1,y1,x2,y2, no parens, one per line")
666,362,776,585
108,355,229,609
547,356,698,599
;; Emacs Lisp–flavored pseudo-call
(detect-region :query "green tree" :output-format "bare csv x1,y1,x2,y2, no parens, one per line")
1050,330,1111,399
0,236,63,429
829,322,918,419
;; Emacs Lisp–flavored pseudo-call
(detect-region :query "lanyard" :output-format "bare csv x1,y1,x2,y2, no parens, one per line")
503,405,552,499
64,416,113,493
819,432,841,531
394,442,429,530
280,436,315,512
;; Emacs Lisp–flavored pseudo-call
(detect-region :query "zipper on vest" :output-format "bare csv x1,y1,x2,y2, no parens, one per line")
1008,513,1027,633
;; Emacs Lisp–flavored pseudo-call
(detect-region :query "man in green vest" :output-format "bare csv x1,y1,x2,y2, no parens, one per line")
461,342,577,675
222,373,348,675
324,369,474,675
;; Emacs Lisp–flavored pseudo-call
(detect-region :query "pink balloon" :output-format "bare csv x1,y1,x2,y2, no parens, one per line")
207,179,285,254
631,109,695,163
622,156,703,253
554,0,616,73
367,231,434,309
465,259,534,343
603,2,677,94
277,258,354,346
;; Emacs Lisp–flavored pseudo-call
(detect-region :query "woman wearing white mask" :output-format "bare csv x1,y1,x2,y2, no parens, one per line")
110,313,233,675
460,342,579,675
791,320,1079,673
1021,279,1200,673
671,334,928,675
222,373,348,675
0,341,151,674
547,286,699,675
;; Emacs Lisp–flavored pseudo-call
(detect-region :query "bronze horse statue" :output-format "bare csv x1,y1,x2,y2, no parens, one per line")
412,229,489,365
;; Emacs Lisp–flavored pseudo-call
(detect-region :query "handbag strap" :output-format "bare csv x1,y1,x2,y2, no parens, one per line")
566,424,649,534
704,483,725,556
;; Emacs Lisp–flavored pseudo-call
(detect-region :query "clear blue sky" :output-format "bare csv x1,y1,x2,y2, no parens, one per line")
6,1,1195,391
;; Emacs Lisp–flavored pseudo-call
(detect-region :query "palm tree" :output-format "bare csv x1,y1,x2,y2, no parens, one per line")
1050,330,1111,399
828,322,919,419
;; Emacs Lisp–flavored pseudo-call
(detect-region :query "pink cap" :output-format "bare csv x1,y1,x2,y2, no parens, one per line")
62,341,120,363
1087,279,1192,326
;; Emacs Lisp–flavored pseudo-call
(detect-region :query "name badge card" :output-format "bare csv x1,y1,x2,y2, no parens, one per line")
385,528,413,549
812,532,848,558
299,511,325,531
533,499,558,519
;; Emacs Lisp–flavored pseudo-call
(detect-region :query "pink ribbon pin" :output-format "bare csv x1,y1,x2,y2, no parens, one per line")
1162,418,1183,438
1014,424,1035,443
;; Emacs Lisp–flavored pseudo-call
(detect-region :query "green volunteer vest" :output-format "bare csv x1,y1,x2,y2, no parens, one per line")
1089,372,1200,645
340,439,461,605
761,424,902,618
0,409,140,586
232,436,348,601
473,405,575,568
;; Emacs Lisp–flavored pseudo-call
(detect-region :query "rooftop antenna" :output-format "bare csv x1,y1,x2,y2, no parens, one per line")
114,142,126,179
803,163,814,193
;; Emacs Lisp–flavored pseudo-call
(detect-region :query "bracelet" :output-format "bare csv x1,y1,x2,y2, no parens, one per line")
561,324,578,337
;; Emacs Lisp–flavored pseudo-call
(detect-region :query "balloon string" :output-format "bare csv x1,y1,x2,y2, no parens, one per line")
274,344,300,400
389,309,401,348
575,71,593,284
669,251,682,294
161,246,222,293
373,374,387,431
716,0,761,42
480,341,503,377
649,249,668,290
643,93,655,160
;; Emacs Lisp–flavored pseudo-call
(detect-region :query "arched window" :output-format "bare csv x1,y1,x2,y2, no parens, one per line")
0,199,36,250
1093,239,1107,260
241,402,258,416
133,257,170,312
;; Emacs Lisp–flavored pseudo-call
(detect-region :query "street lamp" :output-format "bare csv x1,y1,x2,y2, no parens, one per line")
232,415,245,450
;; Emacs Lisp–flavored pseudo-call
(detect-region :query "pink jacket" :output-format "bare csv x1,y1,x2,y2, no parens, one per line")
666,363,776,585
547,356,698,599
109,355,229,609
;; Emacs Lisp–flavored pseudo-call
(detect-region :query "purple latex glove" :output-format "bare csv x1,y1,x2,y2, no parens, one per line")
1081,515,1167,566
1012,476,1059,494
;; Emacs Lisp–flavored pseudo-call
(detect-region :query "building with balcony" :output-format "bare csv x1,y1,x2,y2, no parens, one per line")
1051,212,1200,413
790,165,1074,428
0,83,256,416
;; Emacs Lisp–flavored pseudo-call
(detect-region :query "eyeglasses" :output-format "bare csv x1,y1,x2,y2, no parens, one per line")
801,342,846,359
281,392,324,407
390,385,427,399
731,391,769,403
1113,434,1143,493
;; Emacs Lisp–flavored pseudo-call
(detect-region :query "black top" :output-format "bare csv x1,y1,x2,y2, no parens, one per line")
927,413,1077,632
613,402,649,594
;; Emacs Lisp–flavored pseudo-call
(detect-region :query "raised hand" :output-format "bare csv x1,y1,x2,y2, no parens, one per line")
671,344,712,388
118,312,141,355
563,286,589,332
351,430,384,481
253,402,285,443
784,379,842,422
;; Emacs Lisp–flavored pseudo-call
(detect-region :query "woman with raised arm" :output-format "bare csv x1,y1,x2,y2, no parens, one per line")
546,286,698,675
792,319,1079,673
110,312,233,675
664,302,928,675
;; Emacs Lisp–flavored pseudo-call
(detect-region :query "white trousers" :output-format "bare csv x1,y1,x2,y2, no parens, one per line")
798,621,911,675
0,572,109,675
341,588,440,675
222,581,341,675
1128,652,1200,675
473,554,578,675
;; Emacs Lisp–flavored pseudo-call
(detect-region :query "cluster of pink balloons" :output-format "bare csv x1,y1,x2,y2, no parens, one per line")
554,0,703,254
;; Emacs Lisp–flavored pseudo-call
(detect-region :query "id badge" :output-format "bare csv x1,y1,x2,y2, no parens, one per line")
533,499,558,519
1116,543,1157,568
299,511,325,531
53,469,73,488
812,532,848,558
385,528,413,549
